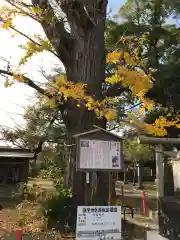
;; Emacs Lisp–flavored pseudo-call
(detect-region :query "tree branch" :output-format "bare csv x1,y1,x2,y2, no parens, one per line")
60,0,108,31
9,25,59,58
103,82,127,98
33,108,60,158
0,6,59,58
5,0,72,62
126,102,142,111
31,0,73,65
0,69,50,97
5,0,38,22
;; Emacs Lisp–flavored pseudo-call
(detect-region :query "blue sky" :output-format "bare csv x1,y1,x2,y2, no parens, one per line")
108,0,176,25
108,0,125,11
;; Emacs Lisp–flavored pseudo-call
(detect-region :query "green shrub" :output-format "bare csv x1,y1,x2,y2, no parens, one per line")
37,166,62,180
41,182,76,231
23,183,43,201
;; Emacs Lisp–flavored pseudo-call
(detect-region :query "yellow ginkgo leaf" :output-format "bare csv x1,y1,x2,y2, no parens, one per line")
86,103,92,108
11,33,16,38
104,109,116,121
4,79,13,88
13,74,24,82
2,19,12,30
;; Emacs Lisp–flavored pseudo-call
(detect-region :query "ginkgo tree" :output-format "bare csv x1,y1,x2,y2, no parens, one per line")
0,0,179,204
0,0,122,205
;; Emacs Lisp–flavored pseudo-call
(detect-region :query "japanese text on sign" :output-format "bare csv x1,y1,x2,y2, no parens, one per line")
79,140,122,170
76,206,121,240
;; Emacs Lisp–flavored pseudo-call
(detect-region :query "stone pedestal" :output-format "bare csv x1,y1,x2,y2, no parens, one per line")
158,196,180,239
146,231,168,240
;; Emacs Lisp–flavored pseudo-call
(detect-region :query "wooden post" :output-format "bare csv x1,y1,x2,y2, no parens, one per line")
142,191,148,216
133,163,136,186
137,164,143,189
150,168,153,177
121,185,124,205
124,165,128,184
15,229,23,240
156,145,164,198
85,172,90,205
156,144,164,232
137,135,180,237
108,172,113,205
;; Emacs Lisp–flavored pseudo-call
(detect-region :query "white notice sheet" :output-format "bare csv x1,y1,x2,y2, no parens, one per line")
79,140,121,170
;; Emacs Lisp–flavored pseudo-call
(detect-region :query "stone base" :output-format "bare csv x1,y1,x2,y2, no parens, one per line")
146,231,168,240
148,210,158,221
158,196,180,238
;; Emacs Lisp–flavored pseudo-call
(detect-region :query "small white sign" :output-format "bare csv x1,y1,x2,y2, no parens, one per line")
76,206,121,240
79,139,122,170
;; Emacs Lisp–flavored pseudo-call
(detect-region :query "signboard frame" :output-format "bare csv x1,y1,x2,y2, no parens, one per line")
74,128,124,172
76,205,122,240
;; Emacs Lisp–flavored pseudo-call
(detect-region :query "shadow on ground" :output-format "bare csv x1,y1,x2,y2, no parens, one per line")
122,220,149,240
2,222,148,240
0,199,22,210
122,194,157,213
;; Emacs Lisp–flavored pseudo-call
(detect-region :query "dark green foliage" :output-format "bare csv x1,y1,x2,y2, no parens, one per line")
105,19,149,51
124,139,154,164
42,182,76,231
147,64,180,111
117,0,180,137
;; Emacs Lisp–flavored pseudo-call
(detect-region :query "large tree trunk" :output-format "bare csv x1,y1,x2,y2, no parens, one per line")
61,0,108,205
32,0,108,205
63,119,108,205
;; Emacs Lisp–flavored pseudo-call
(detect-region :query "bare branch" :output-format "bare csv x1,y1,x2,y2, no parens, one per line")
33,108,60,158
0,108,26,130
